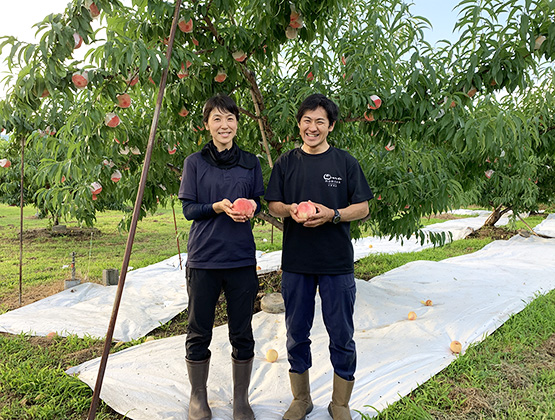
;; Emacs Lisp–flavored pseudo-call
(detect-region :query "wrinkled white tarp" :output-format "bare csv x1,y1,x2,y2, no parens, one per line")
534,213,555,237
67,224,555,420
0,212,513,341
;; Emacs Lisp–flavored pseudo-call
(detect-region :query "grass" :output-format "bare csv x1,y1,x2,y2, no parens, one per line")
0,203,553,419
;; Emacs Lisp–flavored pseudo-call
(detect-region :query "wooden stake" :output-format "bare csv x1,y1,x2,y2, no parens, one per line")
86,1,182,418
18,136,25,307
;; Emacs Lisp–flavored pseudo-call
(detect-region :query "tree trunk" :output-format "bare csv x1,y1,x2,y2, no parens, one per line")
483,205,511,227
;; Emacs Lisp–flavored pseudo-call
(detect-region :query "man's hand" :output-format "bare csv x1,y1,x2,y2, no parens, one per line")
299,202,334,227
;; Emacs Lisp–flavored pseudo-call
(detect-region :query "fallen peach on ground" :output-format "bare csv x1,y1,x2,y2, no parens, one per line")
450,340,462,353
266,349,278,362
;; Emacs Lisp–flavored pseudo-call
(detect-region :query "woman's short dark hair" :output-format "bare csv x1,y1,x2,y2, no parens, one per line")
296,94,339,126
202,94,240,123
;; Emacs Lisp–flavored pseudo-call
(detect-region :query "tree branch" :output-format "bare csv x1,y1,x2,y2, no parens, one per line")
256,211,283,230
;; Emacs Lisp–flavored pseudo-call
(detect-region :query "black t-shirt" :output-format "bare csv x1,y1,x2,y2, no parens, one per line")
178,151,265,269
265,146,373,274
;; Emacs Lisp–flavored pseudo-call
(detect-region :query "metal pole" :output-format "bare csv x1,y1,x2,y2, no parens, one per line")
18,136,25,307
86,1,182,418
71,251,76,281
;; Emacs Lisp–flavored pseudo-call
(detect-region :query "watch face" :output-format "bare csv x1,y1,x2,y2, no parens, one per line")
333,210,341,224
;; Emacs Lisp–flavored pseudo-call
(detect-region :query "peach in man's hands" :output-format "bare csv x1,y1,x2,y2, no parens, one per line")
296,201,316,219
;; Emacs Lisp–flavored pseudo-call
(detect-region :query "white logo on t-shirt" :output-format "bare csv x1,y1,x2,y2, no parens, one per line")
323,173,342,188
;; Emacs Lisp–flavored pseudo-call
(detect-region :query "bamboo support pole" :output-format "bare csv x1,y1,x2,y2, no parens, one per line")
86,1,182,418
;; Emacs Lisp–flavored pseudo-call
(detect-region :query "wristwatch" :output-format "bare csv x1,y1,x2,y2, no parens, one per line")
332,209,341,224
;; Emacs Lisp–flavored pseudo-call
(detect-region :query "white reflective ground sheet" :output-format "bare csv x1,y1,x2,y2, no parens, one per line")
63,214,555,419
0,211,512,342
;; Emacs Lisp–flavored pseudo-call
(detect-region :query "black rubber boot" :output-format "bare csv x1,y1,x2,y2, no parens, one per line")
232,357,255,420
186,358,212,420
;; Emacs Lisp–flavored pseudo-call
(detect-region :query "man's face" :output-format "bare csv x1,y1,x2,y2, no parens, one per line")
205,107,238,151
297,106,335,154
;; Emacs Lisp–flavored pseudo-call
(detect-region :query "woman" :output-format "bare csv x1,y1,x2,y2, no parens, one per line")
178,94,264,420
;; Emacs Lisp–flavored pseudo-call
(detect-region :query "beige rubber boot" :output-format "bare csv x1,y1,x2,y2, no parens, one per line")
232,357,255,420
282,370,313,420
186,358,212,420
327,373,354,420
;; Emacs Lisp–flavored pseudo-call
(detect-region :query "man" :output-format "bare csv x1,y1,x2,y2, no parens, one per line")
265,93,373,420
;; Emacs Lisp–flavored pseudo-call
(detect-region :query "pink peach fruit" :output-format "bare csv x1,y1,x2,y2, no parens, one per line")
364,111,375,122
72,71,89,89
214,70,227,83
117,93,131,108
90,182,102,195
296,201,316,219
104,112,120,128
368,95,382,109
177,63,189,79
73,32,83,49
232,51,247,62
126,74,139,86
408,311,417,320
178,18,193,33
233,198,255,216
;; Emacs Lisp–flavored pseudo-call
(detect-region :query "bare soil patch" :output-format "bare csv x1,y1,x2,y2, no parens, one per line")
0,282,65,312
466,225,519,240
17,227,101,241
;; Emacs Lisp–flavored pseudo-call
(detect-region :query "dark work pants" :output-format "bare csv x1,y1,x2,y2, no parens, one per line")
281,271,357,381
185,266,258,362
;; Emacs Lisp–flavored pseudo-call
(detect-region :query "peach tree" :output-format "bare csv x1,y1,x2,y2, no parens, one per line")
0,0,554,239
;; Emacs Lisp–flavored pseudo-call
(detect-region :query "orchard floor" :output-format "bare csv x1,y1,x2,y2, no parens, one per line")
67,231,555,420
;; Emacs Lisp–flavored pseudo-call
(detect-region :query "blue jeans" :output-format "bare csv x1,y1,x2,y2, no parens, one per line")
281,271,357,381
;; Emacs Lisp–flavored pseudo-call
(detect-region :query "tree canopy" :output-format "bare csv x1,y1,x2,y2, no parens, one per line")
0,0,554,240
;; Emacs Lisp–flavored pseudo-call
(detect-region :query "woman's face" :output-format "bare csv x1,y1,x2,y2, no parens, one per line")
205,107,238,151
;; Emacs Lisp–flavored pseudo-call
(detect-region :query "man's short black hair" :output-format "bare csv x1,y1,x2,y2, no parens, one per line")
203,94,240,123
296,94,339,126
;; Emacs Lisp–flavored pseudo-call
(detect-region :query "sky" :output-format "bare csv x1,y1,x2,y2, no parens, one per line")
0,1,462,97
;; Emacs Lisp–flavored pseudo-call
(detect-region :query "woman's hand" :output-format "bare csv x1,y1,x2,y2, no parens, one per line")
213,198,253,222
